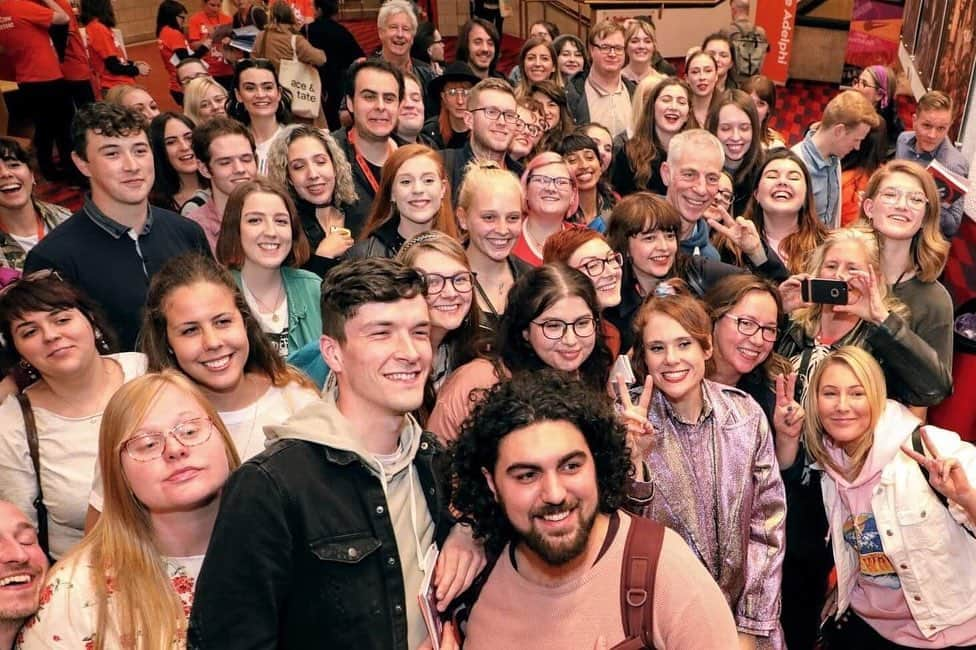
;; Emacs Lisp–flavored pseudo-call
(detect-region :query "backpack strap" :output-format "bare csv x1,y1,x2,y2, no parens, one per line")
614,515,665,650
16,393,50,557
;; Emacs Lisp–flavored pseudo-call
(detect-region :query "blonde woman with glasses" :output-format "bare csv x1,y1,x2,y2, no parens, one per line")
18,371,240,650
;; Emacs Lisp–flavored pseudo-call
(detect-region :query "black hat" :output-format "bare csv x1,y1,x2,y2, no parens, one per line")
428,61,481,97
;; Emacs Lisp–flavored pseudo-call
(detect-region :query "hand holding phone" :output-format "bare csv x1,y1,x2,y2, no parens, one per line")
800,278,849,305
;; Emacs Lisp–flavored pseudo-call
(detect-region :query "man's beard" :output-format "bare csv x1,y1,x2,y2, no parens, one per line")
514,502,598,566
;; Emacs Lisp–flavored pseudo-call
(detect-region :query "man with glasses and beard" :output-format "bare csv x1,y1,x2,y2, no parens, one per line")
442,78,522,207
443,371,738,650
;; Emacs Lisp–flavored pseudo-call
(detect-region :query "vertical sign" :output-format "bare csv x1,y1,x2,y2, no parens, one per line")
755,0,797,84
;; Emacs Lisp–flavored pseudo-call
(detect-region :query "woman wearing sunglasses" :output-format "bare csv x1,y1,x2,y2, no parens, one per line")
19,371,240,649
0,272,145,560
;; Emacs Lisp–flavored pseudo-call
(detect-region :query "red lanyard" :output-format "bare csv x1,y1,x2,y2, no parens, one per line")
347,129,394,194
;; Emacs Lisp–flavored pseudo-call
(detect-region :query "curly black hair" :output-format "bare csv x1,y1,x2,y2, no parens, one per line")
451,370,632,555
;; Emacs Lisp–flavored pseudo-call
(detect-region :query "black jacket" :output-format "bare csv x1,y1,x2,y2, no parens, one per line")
305,17,364,130
441,142,523,209
187,426,455,649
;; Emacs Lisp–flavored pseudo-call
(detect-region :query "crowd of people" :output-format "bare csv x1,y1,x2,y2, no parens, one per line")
0,0,974,647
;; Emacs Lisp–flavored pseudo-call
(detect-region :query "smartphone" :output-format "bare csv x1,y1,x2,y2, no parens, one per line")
801,278,849,305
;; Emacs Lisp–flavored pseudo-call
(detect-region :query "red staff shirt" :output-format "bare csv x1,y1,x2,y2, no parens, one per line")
51,0,90,81
0,0,63,83
187,9,232,78
158,24,188,92
85,18,132,91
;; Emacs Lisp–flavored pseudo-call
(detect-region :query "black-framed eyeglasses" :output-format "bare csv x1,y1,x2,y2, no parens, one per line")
576,252,623,277
531,316,597,340
470,106,519,123
851,78,877,90
424,271,475,295
516,119,542,137
122,417,215,462
528,174,573,191
724,314,777,343
713,189,734,209
592,43,625,55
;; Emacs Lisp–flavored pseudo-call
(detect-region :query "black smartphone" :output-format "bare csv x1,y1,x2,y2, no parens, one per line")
801,278,849,305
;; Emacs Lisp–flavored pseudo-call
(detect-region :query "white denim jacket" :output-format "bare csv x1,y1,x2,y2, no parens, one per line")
821,401,976,639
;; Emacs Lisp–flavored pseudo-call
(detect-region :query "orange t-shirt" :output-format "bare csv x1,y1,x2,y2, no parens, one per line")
51,0,90,81
0,0,63,83
187,10,233,78
158,25,189,92
85,18,132,91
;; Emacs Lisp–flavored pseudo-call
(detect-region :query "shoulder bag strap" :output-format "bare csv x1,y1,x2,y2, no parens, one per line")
290,33,298,61
16,393,50,556
615,515,665,649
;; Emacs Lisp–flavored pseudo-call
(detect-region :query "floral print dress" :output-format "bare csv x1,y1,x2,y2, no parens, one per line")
17,551,203,649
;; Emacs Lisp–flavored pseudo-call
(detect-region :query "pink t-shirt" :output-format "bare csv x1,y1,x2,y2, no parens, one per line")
464,512,739,650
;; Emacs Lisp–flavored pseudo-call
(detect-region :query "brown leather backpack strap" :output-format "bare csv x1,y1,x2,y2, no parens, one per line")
16,393,49,556
615,514,665,650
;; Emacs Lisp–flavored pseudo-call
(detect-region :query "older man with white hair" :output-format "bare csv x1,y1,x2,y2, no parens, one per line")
376,0,437,117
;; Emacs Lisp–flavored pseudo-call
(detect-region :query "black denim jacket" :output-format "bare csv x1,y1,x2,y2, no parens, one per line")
187,434,454,649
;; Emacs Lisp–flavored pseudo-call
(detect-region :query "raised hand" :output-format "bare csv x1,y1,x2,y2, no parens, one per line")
772,373,803,439
833,266,889,324
779,273,810,314
316,227,354,259
434,524,487,612
135,60,151,76
707,208,763,258
616,374,655,471
902,427,975,508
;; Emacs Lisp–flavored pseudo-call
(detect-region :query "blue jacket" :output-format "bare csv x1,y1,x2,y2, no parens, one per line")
233,267,322,356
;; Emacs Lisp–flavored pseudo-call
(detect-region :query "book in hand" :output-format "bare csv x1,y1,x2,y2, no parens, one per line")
926,159,969,206
419,545,442,650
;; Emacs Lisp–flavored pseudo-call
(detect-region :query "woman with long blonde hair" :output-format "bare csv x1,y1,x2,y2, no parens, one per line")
777,227,951,442
19,371,241,649
804,347,976,649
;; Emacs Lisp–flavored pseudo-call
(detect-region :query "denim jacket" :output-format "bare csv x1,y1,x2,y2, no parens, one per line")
187,398,455,649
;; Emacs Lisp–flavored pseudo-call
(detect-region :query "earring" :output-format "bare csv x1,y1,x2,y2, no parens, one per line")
18,358,39,382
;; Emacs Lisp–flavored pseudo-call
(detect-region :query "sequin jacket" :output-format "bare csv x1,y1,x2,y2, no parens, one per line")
627,380,787,645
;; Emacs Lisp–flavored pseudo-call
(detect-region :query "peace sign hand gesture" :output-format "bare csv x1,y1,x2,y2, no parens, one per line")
902,427,976,510
772,373,804,439
616,374,655,474
706,208,763,258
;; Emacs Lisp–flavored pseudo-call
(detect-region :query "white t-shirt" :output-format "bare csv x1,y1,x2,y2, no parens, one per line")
89,379,319,510
17,549,204,649
9,232,40,253
254,125,284,175
0,353,147,559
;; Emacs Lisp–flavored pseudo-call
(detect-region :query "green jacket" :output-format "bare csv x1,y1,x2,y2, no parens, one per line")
233,266,323,354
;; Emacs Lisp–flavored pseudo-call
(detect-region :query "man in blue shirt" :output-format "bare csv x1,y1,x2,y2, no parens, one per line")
792,90,879,228
896,90,970,238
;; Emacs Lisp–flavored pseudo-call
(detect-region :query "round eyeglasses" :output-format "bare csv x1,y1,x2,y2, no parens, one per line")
531,316,597,340
122,417,214,462
424,271,474,295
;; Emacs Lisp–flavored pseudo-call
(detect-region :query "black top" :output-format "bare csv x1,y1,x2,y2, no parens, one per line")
306,17,365,130
23,197,211,350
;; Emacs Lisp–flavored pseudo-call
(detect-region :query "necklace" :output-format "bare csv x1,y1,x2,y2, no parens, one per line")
244,278,284,323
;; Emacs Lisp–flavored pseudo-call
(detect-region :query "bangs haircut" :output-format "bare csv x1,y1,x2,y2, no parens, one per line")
606,192,681,255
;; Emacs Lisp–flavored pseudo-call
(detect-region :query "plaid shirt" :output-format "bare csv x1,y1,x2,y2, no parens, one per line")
0,200,70,270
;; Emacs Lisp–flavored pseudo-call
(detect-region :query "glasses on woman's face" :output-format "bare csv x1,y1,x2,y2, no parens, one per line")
852,77,877,90
122,417,214,462
424,271,474,295
528,174,573,191
876,187,928,211
713,189,734,209
515,119,542,138
531,316,597,340
724,314,777,343
576,252,623,277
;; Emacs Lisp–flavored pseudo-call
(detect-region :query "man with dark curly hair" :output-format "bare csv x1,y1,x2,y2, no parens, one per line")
447,370,738,649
